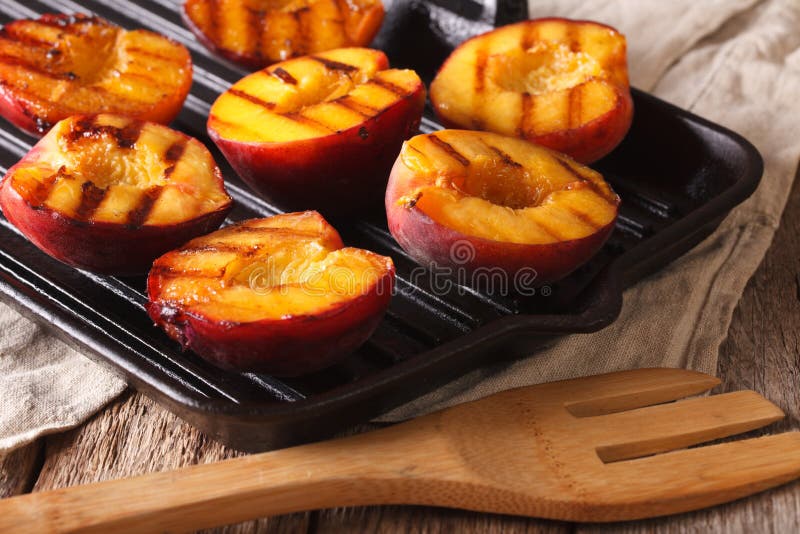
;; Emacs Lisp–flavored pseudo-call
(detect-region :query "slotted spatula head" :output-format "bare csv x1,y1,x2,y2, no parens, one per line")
1,368,798,532
432,368,800,521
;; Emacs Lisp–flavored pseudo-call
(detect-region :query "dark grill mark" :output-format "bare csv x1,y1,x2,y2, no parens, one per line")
208,115,242,131
554,158,585,182
521,24,537,50
0,54,74,81
227,226,320,240
554,159,612,202
163,138,186,177
533,219,564,241
126,186,163,228
334,96,377,116
564,205,599,228
310,55,358,72
485,145,522,167
150,265,222,279
66,116,143,149
565,24,581,52
228,88,276,110
120,72,170,90
369,77,407,96
474,46,487,93
284,111,333,132
74,181,107,222
519,92,533,136
271,67,298,85
115,121,143,149
180,243,259,255
428,135,470,166
26,169,60,208
125,47,176,63
1,27,56,50
164,139,188,164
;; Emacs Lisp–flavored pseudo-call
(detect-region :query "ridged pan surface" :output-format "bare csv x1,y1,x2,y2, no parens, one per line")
0,0,762,450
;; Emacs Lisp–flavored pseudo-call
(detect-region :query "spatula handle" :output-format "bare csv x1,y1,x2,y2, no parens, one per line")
0,419,455,533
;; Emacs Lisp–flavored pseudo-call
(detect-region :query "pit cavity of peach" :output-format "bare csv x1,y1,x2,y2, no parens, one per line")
487,41,604,96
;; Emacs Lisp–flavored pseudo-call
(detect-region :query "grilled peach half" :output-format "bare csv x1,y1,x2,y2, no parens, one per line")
147,211,395,375
208,47,425,216
386,130,619,285
430,18,632,163
183,0,384,69
0,114,232,275
0,14,193,137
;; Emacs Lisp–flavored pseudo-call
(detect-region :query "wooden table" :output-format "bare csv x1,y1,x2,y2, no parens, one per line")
3,166,799,533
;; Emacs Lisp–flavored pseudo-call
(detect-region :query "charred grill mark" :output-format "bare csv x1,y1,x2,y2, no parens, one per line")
163,140,187,180
26,169,60,208
310,55,358,72
533,219,565,241
0,54,75,81
485,144,522,167
126,186,163,228
1,28,56,50
284,111,334,132
119,72,171,90
164,139,188,164
73,181,107,222
67,115,98,142
554,158,612,202
565,24,580,52
564,205,599,228
334,95,378,116
369,77,408,96
115,121,143,149
227,226,321,240
521,23,538,50
150,264,222,279
519,92,533,136
428,135,470,166
66,116,143,149
179,243,260,255
228,88,276,110
474,45,487,93
554,157,588,183
271,67,298,84
208,115,241,130
568,84,582,129
125,47,177,63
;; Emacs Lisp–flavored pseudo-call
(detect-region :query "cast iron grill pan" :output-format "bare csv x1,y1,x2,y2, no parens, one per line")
0,0,763,450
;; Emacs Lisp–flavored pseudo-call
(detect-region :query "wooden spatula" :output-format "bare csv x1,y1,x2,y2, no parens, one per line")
2,368,799,532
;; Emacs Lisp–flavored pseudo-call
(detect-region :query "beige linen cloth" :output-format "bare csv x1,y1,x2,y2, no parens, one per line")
1,0,799,450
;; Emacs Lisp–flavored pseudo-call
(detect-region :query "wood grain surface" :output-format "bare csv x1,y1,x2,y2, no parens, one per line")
1,165,798,532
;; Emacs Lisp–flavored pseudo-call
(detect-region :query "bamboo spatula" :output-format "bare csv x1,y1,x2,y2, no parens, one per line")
3,368,800,532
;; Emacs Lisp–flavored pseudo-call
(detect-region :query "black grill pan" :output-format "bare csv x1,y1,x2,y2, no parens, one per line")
0,0,763,451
